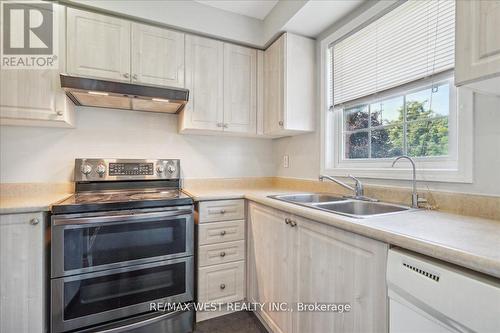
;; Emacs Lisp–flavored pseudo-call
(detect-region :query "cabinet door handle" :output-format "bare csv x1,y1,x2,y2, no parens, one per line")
132,74,138,80
278,120,284,127
220,251,226,257
223,123,228,128
220,230,226,236
30,218,40,225
217,123,223,127
285,217,291,225
56,110,63,116
220,209,226,214
289,220,297,227
123,73,130,78
220,283,226,290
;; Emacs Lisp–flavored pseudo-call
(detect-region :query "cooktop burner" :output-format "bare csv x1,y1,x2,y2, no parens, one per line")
72,189,181,204
52,188,193,214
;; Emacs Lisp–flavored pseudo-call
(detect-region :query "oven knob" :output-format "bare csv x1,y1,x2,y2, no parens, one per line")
80,163,92,175
167,165,176,174
156,165,165,174
96,164,106,176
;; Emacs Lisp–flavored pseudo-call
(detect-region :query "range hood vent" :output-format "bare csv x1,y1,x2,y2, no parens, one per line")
60,74,189,114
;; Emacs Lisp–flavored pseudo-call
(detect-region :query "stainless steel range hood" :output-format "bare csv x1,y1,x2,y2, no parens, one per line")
60,74,189,114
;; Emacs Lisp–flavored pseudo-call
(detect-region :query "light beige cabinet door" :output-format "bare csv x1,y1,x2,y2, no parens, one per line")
0,212,46,333
294,215,388,333
0,3,74,128
132,24,184,87
247,203,296,333
67,8,131,82
456,0,500,94
263,33,315,137
181,35,224,131
263,35,284,135
223,44,257,134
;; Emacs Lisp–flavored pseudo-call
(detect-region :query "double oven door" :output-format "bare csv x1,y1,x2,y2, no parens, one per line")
51,206,194,333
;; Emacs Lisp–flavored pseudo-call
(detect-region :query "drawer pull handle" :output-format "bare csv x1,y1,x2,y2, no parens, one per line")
220,209,226,214
30,218,40,225
220,252,226,257
220,283,226,290
220,230,226,236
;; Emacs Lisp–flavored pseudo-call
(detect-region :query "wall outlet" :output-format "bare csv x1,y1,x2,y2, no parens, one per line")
283,155,289,168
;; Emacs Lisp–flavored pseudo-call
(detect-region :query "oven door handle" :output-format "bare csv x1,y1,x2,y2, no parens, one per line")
97,308,192,333
53,209,192,226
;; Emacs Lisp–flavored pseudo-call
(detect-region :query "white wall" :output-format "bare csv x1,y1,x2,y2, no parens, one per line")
273,93,500,196
0,107,274,183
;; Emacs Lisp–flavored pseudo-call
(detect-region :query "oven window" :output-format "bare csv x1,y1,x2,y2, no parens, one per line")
64,218,187,271
63,262,186,320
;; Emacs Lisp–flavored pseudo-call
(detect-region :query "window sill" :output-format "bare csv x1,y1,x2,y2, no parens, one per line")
322,166,472,183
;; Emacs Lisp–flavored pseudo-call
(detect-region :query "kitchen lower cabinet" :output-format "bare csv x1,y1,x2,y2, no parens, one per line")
294,215,388,333
247,202,388,333
247,203,296,333
0,212,46,333
196,199,246,322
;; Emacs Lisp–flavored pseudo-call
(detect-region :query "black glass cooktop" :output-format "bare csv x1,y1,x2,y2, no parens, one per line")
52,188,193,214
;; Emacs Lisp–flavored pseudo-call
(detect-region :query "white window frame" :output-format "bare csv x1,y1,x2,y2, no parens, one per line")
320,0,473,183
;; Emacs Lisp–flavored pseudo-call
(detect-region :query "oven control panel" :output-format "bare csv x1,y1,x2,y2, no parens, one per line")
109,163,154,176
74,159,180,181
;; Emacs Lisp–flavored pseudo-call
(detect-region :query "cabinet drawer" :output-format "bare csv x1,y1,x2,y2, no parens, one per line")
198,240,245,267
199,220,244,245
198,261,245,303
198,200,245,222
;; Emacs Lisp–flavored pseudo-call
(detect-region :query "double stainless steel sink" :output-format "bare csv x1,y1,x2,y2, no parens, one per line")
269,193,414,218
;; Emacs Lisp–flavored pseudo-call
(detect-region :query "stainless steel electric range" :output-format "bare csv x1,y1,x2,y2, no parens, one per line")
50,159,194,333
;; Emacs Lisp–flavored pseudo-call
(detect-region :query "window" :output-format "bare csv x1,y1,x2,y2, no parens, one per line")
322,0,473,182
344,79,451,160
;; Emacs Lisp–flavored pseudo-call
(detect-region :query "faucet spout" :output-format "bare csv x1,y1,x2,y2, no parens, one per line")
391,155,419,208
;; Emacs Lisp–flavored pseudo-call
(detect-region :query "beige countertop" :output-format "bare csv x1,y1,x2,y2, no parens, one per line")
184,187,500,279
0,183,73,214
0,193,72,214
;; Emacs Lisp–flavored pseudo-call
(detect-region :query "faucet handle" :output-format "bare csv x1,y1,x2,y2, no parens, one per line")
348,174,364,196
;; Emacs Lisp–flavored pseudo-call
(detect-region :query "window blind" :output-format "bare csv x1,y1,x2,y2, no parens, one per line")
331,0,455,106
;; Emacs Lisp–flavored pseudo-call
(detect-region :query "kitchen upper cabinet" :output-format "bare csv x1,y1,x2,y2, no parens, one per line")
247,203,388,333
456,0,500,95
0,3,74,128
67,8,185,87
180,35,224,131
132,24,185,87
180,38,257,135
294,215,388,333
67,8,131,82
264,33,315,137
247,203,296,333
223,44,257,134
0,212,46,333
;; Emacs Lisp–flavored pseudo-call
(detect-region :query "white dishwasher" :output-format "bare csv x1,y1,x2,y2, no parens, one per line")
387,248,500,333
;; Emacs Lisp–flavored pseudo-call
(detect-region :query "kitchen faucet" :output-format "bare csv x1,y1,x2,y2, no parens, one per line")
391,155,424,208
319,174,377,201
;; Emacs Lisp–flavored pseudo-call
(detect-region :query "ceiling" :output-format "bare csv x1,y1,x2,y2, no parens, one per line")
194,0,279,20
284,0,365,37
